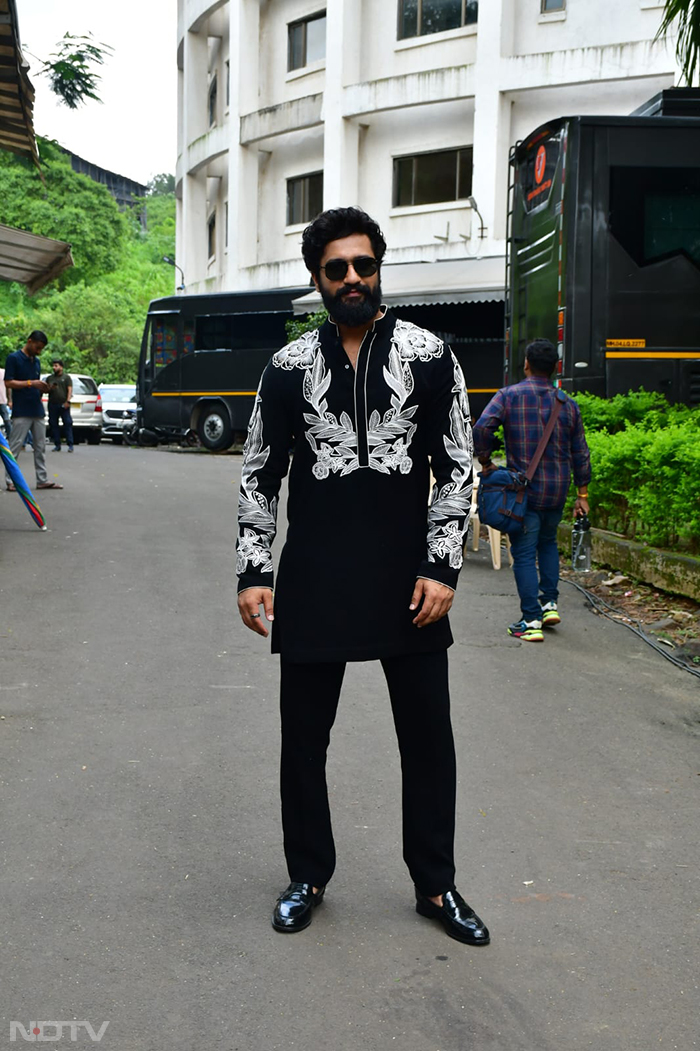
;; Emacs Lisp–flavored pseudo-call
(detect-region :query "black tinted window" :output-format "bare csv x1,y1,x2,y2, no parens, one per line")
610,166,700,268
518,131,561,213
193,313,290,352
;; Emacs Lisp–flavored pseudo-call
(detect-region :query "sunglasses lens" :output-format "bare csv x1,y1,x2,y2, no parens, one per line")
324,260,347,281
354,257,378,277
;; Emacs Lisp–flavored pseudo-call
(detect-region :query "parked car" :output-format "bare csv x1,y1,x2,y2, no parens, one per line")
41,373,103,445
98,384,137,444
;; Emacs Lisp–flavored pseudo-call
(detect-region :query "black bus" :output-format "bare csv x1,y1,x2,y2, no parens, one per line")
136,287,307,449
506,90,700,403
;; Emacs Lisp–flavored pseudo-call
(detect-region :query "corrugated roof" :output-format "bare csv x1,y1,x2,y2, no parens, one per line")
0,223,73,293
0,0,39,167
292,257,506,314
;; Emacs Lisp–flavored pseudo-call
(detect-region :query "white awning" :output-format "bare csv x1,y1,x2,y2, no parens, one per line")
292,256,506,314
0,223,74,293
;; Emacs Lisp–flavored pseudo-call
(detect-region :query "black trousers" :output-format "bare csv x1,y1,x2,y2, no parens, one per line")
280,650,456,897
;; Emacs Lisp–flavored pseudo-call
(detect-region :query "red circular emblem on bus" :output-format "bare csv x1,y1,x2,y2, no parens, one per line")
535,145,546,184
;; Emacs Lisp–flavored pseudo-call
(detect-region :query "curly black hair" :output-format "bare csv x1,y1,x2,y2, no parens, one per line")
525,338,558,376
301,207,387,276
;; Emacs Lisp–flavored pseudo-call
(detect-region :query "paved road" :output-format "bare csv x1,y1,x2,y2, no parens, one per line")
1,444,698,1051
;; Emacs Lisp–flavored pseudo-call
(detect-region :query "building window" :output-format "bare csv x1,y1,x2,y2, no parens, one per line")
288,11,326,71
287,172,324,225
208,212,216,259
393,147,473,207
398,0,478,40
541,0,565,9
225,61,230,108
208,76,217,127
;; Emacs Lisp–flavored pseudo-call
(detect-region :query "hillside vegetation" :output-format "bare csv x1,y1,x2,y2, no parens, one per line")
0,138,175,382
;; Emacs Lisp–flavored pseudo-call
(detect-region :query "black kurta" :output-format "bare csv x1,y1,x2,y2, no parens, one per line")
236,310,473,663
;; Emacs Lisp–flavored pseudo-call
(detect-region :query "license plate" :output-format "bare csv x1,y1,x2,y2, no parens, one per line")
71,401,80,408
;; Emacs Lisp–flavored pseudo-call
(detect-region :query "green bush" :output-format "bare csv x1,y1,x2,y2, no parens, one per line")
285,309,328,343
566,392,700,551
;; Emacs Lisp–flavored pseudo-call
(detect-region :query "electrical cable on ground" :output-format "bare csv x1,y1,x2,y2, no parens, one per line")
563,578,700,681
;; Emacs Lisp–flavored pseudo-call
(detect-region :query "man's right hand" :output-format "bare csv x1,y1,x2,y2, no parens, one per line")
238,588,274,637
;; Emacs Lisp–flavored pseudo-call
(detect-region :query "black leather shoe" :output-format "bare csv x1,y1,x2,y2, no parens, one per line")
272,882,325,933
415,888,490,946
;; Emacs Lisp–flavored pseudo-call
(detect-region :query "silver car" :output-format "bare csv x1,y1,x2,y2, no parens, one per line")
99,384,137,443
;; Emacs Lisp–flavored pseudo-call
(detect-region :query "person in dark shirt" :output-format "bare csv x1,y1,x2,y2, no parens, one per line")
472,339,591,642
3,331,63,491
236,208,490,947
46,359,74,452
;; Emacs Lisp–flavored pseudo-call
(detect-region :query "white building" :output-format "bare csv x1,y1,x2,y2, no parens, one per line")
176,0,679,300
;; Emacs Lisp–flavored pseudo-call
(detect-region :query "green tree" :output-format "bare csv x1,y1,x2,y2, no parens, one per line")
0,166,176,381
147,173,175,195
657,0,700,84
36,33,113,109
0,137,128,286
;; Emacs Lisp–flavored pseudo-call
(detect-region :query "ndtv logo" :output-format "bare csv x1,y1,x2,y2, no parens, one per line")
10,1022,109,1042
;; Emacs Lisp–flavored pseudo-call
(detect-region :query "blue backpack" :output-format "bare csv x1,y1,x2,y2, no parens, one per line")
476,390,566,535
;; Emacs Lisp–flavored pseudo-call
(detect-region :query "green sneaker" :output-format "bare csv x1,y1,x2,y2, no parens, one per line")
541,602,561,628
507,619,544,642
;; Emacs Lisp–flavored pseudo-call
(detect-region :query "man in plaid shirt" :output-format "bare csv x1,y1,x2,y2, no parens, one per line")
472,339,591,642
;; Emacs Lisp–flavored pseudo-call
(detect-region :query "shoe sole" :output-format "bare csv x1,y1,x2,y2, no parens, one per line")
415,903,491,946
271,914,314,933
542,617,560,628
507,630,544,642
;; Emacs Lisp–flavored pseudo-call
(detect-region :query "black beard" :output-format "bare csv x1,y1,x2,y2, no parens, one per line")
321,279,382,327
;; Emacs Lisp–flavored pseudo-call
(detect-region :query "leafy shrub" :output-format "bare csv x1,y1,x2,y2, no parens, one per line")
573,389,670,433
564,394,700,551
285,309,328,344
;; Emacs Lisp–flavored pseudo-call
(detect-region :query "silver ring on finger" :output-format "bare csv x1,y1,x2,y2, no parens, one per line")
251,613,261,619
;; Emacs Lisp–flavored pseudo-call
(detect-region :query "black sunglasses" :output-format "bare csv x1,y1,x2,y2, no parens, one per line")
320,256,379,282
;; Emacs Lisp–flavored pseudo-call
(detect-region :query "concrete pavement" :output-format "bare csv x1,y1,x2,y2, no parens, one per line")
1,444,698,1050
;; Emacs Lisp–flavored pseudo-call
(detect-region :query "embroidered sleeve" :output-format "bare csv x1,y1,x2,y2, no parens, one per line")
236,362,294,593
420,351,474,590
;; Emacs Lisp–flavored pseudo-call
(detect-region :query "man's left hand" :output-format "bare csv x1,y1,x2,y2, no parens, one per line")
409,578,454,627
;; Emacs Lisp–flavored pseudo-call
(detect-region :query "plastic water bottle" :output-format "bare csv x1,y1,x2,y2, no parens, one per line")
572,514,592,572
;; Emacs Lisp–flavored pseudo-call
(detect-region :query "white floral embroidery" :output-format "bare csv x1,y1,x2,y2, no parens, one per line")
236,393,277,575
302,342,419,478
391,319,444,362
272,329,321,370
427,354,473,569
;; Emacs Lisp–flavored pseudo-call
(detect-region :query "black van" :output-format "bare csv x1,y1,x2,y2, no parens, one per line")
506,89,700,404
136,287,308,450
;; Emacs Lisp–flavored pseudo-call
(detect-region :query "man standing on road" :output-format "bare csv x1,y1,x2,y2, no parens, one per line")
236,207,490,947
46,359,75,453
3,331,63,491
472,338,591,642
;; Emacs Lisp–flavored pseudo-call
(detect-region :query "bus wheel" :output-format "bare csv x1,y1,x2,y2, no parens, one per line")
197,405,233,451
